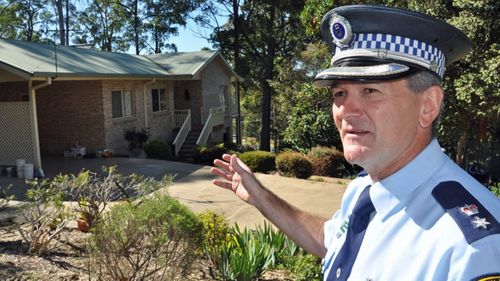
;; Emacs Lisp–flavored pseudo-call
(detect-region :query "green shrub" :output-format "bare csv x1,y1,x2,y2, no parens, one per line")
307,146,347,177
193,143,229,165
276,152,313,179
490,182,500,198
199,211,234,279
123,127,150,151
86,194,203,281
238,151,276,173
286,252,323,281
144,140,172,160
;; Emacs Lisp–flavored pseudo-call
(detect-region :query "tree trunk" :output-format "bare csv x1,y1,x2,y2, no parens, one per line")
56,0,65,45
134,0,140,55
259,3,276,151
233,0,242,145
65,0,69,45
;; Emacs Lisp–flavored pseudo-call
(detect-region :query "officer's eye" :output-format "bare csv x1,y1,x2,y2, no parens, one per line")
332,90,346,99
365,88,378,94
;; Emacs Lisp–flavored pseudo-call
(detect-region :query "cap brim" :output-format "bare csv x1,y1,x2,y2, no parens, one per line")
313,63,410,87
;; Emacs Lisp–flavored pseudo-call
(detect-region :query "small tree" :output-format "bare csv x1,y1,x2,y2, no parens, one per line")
16,179,68,256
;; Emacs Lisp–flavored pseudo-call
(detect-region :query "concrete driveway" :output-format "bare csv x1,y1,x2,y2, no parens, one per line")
0,156,348,229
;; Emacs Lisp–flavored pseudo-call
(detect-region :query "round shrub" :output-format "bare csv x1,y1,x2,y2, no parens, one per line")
307,146,346,177
276,152,313,179
238,151,276,173
87,195,204,280
144,140,172,160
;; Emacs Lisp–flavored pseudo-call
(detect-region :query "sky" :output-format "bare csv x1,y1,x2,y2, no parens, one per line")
168,17,216,52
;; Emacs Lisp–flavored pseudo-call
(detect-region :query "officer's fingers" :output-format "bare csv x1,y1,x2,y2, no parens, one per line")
222,154,233,162
212,179,233,191
210,167,233,181
213,159,233,172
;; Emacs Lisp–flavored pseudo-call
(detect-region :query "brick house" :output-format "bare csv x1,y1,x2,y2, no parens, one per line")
0,38,241,170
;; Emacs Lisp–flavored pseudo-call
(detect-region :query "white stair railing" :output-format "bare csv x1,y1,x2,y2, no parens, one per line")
196,106,225,146
172,110,191,156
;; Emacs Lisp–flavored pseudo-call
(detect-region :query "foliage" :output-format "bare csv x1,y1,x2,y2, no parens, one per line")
144,139,173,160
276,151,314,179
193,143,231,166
123,127,150,151
86,194,204,281
307,146,350,177
199,211,234,279
216,224,275,281
16,179,68,256
62,166,169,229
210,0,308,151
490,182,500,198
238,151,276,174
283,83,340,153
284,253,323,281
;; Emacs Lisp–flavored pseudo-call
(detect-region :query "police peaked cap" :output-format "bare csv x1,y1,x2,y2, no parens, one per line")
314,5,472,87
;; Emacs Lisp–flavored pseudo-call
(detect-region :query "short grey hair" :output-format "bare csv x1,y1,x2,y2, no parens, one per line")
405,71,443,136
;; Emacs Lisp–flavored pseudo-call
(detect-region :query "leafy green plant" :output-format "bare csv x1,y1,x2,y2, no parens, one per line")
276,151,313,179
124,127,150,151
144,140,172,160
217,224,275,281
199,211,235,279
86,194,204,281
238,151,276,173
16,179,69,256
490,182,500,198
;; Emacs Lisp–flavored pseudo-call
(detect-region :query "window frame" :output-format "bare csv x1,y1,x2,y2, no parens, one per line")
111,90,134,119
151,88,167,113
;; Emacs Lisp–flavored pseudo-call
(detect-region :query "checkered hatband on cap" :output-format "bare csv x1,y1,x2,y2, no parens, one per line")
333,33,446,77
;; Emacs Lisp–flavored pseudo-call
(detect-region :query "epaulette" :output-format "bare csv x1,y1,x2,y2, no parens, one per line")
432,181,500,244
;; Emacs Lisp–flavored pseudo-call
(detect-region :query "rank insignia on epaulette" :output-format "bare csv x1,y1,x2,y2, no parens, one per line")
432,181,500,244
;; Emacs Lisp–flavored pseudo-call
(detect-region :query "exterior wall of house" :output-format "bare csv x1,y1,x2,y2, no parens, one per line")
173,80,202,129
101,79,173,156
0,81,106,156
200,57,233,144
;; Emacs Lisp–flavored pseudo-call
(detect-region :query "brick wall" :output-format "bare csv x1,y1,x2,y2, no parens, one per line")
36,80,105,155
0,80,106,156
200,57,233,143
146,80,174,142
102,79,173,155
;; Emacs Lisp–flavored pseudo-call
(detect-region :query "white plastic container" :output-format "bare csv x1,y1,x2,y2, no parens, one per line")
23,163,34,180
16,159,26,179
6,167,13,177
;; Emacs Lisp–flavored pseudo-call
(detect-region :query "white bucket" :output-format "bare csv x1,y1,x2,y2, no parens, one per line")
16,159,26,179
23,163,34,180
5,167,13,177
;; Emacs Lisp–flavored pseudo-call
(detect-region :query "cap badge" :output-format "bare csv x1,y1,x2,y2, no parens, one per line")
460,204,479,216
471,216,490,229
330,13,353,49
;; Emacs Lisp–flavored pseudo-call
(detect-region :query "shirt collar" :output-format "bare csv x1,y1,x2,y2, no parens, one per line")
369,139,448,221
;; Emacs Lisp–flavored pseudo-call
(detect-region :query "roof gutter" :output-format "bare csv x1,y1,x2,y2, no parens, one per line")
30,77,52,171
143,78,156,129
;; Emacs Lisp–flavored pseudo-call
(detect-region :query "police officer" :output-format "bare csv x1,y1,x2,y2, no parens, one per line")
211,5,500,280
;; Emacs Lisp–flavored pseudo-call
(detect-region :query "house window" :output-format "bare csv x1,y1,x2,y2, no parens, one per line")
151,88,167,112
112,90,134,118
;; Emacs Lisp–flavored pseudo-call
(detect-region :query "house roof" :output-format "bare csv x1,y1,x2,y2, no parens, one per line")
0,38,241,81
146,51,242,81
0,38,170,79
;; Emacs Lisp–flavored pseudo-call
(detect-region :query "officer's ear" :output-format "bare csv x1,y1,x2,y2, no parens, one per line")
419,85,443,129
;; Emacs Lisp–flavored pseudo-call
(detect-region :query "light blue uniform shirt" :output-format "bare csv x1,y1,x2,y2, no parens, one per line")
323,139,500,280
